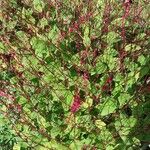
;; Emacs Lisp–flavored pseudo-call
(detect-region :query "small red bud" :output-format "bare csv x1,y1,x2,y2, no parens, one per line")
16,104,22,112
106,77,113,84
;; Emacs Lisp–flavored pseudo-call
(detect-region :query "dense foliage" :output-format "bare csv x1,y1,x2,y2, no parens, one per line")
0,0,150,149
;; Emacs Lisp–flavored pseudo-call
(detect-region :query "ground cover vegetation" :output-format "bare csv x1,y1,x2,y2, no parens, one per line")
0,0,150,149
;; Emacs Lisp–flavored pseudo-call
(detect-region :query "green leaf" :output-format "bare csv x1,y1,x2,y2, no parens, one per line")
36,140,69,150
30,37,48,57
106,48,118,57
96,61,107,73
7,20,17,30
100,98,117,116
95,119,106,129
138,55,146,66
65,91,73,106
115,114,137,142
83,26,91,47
31,77,39,85
100,128,115,144
108,57,118,70
82,97,93,108
140,66,149,78
70,67,77,77
106,31,120,45
37,114,48,128
18,96,27,105
13,144,20,150
48,25,59,44
125,44,141,52
0,42,5,51
118,93,131,107
33,0,45,12
69,140,83,150
51,127,61,138
38,18,48,29
16,31,29,42
106,145,114,150
114,73,124,82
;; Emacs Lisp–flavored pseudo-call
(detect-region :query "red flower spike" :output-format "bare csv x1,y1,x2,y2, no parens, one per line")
102,85,108,91
16,104,22,113
83,71,89,81
73,22,79,30
70,94,81,113
0,90,15,101
69,27,74,33
8,104,14,109
61,31,66,37
69,21,79,33
124,0,132,4
122,0,131,18
79,16,85,23
106,76,113,84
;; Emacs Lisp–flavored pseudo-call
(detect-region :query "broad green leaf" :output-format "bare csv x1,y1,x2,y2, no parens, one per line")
128,62,139,72
7,20,17,30
48,25,59,44
0,42,5,52
83,26,91,47
37,114,48,128
69,140,83,150
106,31,120,45
106,145,114,150
16,31,29,43
33,0,45,12
100,128,115,145
30,37,48,57
125,44,141,52
114,73,124,82
105,48,118,57
36,140,69,150
22,8,35,24
13,144,20,150
118,93,131,107
108,57,118,70
95,119,106,129
49,140,69,150
100,98,117,116
140,66,149,78
115,114,137,142
65,91,73,106
82,97,93,108
138,55,147,66
38,18,48,29
70,66,78,77
96,60,107,73
51,126,61,138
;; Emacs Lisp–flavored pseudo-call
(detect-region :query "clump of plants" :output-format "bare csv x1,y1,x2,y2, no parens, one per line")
0,0,150,149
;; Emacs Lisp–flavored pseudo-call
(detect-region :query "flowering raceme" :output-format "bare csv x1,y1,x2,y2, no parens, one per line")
70,93,81,113
0,90,14,101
